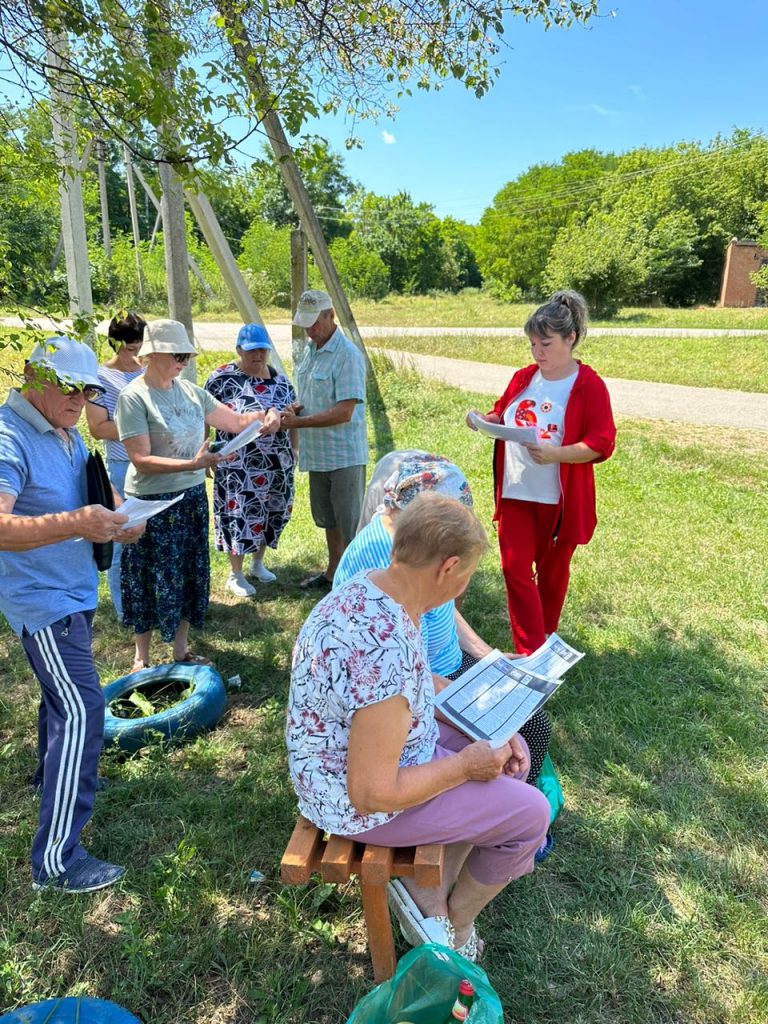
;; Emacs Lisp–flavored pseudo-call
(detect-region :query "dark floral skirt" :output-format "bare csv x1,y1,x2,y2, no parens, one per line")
120,484,210,641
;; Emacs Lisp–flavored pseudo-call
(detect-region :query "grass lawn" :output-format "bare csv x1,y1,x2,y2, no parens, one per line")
0,354,766,1023
189,292,768,331
371,332,768,393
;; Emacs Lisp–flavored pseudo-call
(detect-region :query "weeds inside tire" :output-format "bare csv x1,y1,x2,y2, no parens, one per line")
102,664,227,753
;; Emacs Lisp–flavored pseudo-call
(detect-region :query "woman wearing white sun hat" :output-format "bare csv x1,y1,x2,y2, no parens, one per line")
116,319,281,670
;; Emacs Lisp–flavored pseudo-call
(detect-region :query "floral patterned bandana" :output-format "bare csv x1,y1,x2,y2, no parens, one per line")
382,453,473,511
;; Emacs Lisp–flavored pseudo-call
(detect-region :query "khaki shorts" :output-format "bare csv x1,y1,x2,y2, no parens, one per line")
308,465,366,547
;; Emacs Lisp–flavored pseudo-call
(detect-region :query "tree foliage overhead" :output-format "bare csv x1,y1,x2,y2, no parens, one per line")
0,0,600,165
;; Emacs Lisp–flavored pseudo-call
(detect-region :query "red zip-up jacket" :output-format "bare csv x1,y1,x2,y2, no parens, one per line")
489,362,616,545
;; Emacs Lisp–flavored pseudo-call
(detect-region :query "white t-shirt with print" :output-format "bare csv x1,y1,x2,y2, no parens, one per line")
502,370,578,504
286,571,439,835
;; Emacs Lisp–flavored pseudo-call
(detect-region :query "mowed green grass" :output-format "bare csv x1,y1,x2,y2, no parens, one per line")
0,353,766,1023
190,291,768,331
371,332,768,392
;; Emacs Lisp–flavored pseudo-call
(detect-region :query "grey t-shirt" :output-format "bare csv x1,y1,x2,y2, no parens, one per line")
116,377,219,496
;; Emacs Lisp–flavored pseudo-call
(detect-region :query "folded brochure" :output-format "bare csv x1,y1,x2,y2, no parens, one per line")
467,411,538,444
117,493,184,530
215,419,265,457
435,634,584,748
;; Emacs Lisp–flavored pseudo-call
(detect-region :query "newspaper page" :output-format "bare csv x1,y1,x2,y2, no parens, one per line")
435,635,583,748
514,633,584,680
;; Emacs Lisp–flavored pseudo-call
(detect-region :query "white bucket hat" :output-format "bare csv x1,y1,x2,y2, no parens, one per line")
28,336,104,390
292,290,334,329
138,319,197,357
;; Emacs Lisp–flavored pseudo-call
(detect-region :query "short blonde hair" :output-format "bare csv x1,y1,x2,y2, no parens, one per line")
391,492,488,568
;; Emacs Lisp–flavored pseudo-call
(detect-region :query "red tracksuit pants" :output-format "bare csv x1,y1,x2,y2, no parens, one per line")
497,498,577,655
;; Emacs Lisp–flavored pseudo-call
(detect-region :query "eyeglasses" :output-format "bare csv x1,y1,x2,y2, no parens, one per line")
173,353,192,364
57,381,103,402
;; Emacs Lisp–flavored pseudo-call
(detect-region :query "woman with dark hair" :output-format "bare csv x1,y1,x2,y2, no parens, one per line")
467,290,616,654
86,312,147,620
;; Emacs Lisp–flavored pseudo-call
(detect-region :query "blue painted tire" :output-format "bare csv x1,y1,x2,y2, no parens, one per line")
0,998,140,1023
103,663,227,753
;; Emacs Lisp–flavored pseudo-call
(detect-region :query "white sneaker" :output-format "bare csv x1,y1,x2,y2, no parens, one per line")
226,571,256,598
249,559,277,583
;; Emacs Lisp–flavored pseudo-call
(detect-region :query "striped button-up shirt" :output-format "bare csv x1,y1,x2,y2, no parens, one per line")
295,328,368,472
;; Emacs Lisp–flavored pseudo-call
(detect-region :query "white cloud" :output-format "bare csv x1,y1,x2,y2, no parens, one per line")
590,103,618,117
381,130,396,145
566,103,619,118
628,84,646,99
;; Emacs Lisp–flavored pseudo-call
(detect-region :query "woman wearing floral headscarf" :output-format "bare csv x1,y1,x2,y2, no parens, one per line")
333,451,552,788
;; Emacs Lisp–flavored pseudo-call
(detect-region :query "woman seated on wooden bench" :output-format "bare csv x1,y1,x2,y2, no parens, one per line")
286,492,550,961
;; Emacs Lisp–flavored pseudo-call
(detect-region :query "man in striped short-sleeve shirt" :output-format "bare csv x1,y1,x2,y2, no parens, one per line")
0,337,143,893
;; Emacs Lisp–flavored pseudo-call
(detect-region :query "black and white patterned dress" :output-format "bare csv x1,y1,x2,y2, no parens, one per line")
204,363,296,553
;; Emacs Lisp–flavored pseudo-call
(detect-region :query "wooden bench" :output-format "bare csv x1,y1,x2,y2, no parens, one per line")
281,815,445,982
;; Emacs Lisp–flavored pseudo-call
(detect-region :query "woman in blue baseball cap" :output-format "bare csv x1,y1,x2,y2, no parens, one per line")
204,324,298,597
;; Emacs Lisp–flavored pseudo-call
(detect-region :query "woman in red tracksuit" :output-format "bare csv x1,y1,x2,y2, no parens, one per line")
467,291,616,654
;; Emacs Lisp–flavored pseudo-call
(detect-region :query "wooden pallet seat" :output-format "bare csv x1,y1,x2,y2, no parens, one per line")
281,815,445,982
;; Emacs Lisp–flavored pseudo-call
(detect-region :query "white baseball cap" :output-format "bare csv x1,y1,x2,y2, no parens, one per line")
28,336,104,391
138,319,197,357
292,290,334,329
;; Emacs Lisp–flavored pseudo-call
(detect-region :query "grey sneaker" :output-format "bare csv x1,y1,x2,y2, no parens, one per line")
33,854,125,893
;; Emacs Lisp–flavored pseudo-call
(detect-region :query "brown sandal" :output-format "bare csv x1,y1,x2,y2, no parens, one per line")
173,652,212,666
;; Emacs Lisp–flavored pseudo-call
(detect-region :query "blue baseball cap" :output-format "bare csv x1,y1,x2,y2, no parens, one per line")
236,323,272,351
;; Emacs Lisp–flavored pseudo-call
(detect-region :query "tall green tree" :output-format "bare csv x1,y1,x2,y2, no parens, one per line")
350,191,453,294
476,149,617,300
0,104,61,303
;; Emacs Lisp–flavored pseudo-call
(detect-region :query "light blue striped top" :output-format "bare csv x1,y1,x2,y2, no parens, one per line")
94,364,144,462
333,515,462,675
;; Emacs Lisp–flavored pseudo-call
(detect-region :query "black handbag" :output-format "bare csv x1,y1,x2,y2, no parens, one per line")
85,449,115,571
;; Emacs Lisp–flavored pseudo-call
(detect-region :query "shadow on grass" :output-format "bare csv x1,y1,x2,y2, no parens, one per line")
474,618,766,1024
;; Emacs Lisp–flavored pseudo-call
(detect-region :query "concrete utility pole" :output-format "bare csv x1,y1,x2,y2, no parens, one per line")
290,227,308,367
186,188,286,374
47,33,94,325
158,161,194,342
123,144,146,300
218,3,370,371
130,165,214,301
95,139,112,261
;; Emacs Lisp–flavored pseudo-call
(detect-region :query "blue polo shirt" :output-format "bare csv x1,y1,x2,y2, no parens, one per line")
0,390,98,635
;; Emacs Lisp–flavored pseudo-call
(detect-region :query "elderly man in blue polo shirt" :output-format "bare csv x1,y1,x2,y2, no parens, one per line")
0,336,144,893
281,290,368,590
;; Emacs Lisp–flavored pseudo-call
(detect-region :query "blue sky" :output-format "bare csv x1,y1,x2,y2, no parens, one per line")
237,0,768,223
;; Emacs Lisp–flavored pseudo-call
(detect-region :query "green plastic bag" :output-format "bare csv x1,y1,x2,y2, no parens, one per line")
535,753,565,824
346,944,503,1024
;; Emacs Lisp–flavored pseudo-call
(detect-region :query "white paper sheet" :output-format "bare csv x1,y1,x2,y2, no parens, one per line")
215,419,265,457
467,411,538,444
435,634,582,747
117,494,184,530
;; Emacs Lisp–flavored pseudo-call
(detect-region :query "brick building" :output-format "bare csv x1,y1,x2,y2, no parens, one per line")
718,238,768,307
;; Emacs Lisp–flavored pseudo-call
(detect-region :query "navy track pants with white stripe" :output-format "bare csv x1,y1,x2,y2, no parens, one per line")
21,611,105,882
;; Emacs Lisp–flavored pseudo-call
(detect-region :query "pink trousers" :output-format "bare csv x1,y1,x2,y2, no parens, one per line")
354,724,550,885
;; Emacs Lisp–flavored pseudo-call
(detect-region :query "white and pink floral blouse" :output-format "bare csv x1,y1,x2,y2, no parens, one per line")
286,571,439,834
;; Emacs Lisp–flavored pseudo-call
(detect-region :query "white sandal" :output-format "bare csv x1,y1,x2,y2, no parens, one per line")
453,926,482,962
387,879,454,947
